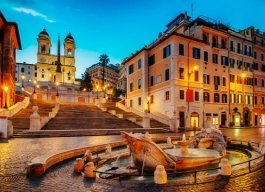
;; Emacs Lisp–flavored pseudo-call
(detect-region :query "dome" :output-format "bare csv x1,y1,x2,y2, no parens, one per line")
65,32,74,41
39,28,49,37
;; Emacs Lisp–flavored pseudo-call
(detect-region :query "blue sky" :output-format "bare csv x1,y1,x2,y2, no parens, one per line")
1,0,265,78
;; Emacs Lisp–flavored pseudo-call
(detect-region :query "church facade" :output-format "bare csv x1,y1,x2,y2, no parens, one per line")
36,29,76,84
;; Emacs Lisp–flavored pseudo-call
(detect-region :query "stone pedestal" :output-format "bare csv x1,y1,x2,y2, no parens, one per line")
154,165,167,184
84,150,93,162
84,162,96,179
0,116,8,138
142,113,150,128
219,158,232,176
7,120,13,138
30,106,41,130
74,158,84,173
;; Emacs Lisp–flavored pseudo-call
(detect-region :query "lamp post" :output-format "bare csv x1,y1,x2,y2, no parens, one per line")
96,85,99,99
147,96,151,113
21,75,25,88
56,82,59,96
3,86,8,109
33,80,37,94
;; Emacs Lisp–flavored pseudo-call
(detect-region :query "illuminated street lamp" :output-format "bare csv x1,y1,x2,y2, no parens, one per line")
33,80,37,94
21,75,25,88
96,84,99,99
147,96,151,113
56,82,59,96
3,86,8,109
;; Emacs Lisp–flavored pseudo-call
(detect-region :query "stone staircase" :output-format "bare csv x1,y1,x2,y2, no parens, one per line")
9,100,54,130
100,100,169,128
42,104,141,130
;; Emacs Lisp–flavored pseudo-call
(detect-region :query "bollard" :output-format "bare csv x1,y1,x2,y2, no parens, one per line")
144,132,151,140
219,158,232,176
74,158,84,173
84,162,96,179
167,137,172,146
84,150,93,162
154,165,167,184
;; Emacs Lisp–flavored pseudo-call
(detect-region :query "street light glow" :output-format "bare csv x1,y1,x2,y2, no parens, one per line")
3,86,8,92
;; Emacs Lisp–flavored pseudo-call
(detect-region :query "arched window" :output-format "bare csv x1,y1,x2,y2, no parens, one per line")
41,45,46,53
67,48,72,56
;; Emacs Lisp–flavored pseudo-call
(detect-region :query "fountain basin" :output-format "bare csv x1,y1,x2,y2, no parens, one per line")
165,148,220,158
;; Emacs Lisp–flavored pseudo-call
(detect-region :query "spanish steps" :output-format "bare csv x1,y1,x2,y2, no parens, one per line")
11,98,171,137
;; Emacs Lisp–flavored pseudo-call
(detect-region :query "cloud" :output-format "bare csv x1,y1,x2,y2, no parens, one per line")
13,7,55,23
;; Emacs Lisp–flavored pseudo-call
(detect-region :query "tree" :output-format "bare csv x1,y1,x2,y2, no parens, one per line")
80,71,93,91
99,54,110,88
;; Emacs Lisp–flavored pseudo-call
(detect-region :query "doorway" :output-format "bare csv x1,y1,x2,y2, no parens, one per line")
190,112,199,130
179,111,185,129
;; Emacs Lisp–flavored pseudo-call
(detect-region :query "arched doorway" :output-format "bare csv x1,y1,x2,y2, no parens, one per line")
233,112,241,127
244,108,250,127
190,112,199,130
221,112,227,127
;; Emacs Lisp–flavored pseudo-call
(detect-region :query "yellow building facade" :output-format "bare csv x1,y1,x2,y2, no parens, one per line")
36,29,76,84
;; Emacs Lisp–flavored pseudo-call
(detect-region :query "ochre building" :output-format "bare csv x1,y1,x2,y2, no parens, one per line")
123,13,265,129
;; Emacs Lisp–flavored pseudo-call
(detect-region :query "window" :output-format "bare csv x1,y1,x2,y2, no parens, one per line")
138,97,141,105
254,96,257,104
150,76,154,86
222,77,226,86
262,54,264,61
203,74,210,84
204,51,208,62
214,93,220,103
180,90,184,100
244,45,247,55
179,44,184,56
237,43,241,54
203,33,208,43
21,67,24,73
221,56,228,66
129,82,133,92
150,95,154,104
35,72,37,77
229,58,235,68
165,69,170,81
254,51,257,59
194,71,199,81
148,54,155,66
237,60,242,69
262,79,264,87
165,91,170,100
212,36,218,47
67,49,72,56
212,54,218,64
222,94,227,103
138,79,142,89
204,92,210,102
214,76,220,85
195,91,199,101
262,64,265,72
138,59,141,69
221,39,226,49
42,74,44,78
193,48,201,59
253,62,259,70
179,68,184,79
230,41,234,51
128,64,134,74
41,45,46,53
163,45,171,58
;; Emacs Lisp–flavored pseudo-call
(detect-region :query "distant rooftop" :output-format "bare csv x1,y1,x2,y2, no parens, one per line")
87,63,119,73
